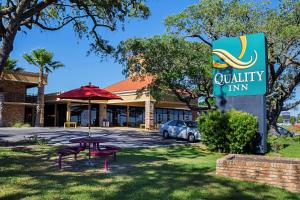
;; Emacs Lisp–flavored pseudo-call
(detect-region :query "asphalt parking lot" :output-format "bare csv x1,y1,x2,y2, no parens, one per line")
0,127,191,148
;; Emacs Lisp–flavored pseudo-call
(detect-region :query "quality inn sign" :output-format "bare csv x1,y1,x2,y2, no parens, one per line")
212,33,267,97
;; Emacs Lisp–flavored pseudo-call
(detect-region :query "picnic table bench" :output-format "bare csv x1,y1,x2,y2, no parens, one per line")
57,146,85,169
56,141,121,172
90,145,121,172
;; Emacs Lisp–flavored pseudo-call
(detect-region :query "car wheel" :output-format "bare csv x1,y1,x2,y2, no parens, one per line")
188,133,195,143
163,130,169,139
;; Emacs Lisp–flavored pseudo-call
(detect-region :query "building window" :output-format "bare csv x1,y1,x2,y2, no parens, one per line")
107,105,127,126
155,108,163,124
129,107,145,127
154,108,192,124
70,104,99,126
162,109,168,122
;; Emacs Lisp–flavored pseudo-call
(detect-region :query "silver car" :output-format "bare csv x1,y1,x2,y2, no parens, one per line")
160,120,201,142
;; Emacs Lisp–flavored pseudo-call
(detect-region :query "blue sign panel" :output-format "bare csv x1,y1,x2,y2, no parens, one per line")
212,33,267,97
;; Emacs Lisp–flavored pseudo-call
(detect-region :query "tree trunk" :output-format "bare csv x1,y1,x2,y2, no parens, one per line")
0,92,4,127
35,66,45,127
267,105,281,136
0,28,18,73
269,123,279,136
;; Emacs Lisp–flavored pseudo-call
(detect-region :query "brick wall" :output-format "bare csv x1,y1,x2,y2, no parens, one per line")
216,154,300,193
0,81,27,126
0,81,26,93
2,104,25,126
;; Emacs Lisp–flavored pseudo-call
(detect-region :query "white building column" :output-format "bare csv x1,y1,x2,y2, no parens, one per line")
66,102,71,122
145,100,155,130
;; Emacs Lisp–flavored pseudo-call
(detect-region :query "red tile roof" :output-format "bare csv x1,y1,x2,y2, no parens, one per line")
105,76,153,93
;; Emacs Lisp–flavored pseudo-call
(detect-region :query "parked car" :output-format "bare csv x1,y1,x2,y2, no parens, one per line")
277,126,295,137
160,120,201,142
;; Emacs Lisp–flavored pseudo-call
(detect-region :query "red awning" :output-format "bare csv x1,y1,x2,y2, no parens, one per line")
58,83,122,100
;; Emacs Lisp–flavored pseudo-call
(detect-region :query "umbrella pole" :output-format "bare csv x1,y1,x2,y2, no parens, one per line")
88,98,91,137
88,98,91,164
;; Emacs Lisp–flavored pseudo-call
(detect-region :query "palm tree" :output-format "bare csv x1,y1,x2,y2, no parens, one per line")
0,57,24,79
4,57,24,72
23,48,64,127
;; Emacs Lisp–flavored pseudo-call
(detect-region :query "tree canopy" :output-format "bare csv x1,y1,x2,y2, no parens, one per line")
165,0,300,128
23,48,64,73
119,0,300,130
118,35,213,110
0,0,150,71
4,57,23,71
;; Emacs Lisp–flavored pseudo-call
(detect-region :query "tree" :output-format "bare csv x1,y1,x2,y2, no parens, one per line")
290,116,296,125
23,48,64,127
0,0,150,72
118,35,213,110
165,0,300,133
4,57,23,71
277,116,283,124
1,57,23,78
120,0,299,132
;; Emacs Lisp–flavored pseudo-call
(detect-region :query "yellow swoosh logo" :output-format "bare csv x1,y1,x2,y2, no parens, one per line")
213,35,257,69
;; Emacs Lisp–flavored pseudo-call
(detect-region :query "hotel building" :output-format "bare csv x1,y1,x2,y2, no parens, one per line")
44,76,198,130
0,70,47,126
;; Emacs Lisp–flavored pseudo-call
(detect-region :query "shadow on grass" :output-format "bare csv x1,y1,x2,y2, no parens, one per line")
0,145,299,200
0,135,49,147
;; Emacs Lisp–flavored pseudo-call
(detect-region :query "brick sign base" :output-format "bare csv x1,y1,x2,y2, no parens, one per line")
216,154,300,193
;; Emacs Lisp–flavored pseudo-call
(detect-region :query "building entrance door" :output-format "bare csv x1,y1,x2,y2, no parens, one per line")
107,105,127,126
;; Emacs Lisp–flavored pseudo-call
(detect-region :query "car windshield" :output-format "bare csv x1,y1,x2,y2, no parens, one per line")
185,121,198,128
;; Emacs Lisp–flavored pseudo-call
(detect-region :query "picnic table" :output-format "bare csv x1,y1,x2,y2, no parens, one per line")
70,136,105,150
67,136,121,172
69,136,106,160
57,136,121,171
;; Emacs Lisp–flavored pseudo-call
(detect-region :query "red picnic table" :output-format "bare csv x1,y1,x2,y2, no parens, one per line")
70,136,105,150
69,136,121,172
69,136,106,160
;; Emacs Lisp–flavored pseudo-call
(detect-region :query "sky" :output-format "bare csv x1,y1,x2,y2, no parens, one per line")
12,0,197,93
11,0,299,116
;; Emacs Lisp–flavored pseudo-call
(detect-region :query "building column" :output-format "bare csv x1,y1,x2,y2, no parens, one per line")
54,104,57,126
66,102,71,122
126,105,130,127
99,104,107,127
145,100,155,130
0,92,4,127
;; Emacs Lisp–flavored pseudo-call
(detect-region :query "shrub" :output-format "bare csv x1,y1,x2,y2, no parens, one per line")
227,110,258,153
12,121,31,128
267,136,284,153
12,122,23,128
198,110,229,152
197,109,258,153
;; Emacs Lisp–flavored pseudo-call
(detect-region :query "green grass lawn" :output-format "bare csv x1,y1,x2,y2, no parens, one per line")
267,135,300,158
0,141,299,200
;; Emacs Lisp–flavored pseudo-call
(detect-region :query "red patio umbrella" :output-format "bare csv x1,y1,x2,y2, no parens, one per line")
58,83,122,135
